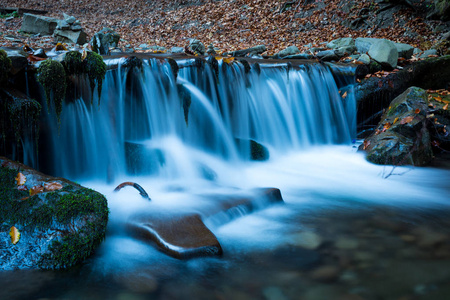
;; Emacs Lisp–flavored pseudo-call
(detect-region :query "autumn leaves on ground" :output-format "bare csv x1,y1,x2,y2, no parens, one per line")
0,0,443,54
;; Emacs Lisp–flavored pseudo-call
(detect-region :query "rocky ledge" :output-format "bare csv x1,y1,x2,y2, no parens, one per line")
0,157,109,270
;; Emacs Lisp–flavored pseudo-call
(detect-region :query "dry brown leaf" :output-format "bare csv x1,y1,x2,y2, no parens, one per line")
30,185,44,196
400,116,414,124
44,182,63,191
15,172,26,186
9,226,20,245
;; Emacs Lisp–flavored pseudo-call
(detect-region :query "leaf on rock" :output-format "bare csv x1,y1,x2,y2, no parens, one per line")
223,57,235,64
44,182,63,191
400,116,414,124
414,108,420,114
15,172,26,186
9,226,20,245
30,185,44,196
393,117,399,124
443,104,448,111
363,140,371,150
341,91,347,99
434,96,443,102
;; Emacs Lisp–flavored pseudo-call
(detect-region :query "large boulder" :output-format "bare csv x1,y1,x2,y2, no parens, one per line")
0,157,108,270
327,37,355,49
2,50,27,75
273,45,300,58
54,29,87,45
359,87,433,166
21,13,58,36
368,39,398,69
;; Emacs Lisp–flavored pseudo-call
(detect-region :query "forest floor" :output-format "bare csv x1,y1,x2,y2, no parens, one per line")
0,0,448,54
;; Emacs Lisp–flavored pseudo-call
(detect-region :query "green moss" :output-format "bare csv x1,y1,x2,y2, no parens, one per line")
84,51,106,106
62,51,83,76
37,59,67,123
0,49,12,86
123,56,143,71
0,166,109,269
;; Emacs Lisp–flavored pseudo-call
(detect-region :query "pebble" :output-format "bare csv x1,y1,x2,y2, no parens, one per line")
290,231,323,250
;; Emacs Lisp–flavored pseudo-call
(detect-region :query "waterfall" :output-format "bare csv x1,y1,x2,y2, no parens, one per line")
41,58,356,182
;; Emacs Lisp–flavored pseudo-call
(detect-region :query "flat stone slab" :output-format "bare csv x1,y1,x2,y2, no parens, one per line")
126,188,283,259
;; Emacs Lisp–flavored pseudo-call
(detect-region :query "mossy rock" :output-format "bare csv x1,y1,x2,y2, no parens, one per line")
0,49,12,86
0,157,109,270
37,59,67,123
84,51,106,105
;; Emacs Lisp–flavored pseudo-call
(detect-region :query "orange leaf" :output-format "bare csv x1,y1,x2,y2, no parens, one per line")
400,116,414,124
415,109,420,114
30,185,44,196
443,104,448,111
341,91,347,99
44,182,63,191
15,172,26,186
9,226,20,245
434,96,443,102
363,140,371,150
393,117,399,124
382,122,392,132
223,57,235,64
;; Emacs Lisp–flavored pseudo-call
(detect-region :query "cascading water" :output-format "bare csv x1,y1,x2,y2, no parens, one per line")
43,58,355,182
4,57,450,300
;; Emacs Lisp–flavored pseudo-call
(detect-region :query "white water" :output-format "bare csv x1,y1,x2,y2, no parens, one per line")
40,57,450,263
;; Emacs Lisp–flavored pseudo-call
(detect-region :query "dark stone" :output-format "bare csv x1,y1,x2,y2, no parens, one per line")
358,87,433,166
91,28,121,55
235,138,270,161
355,55,450,136
126,188,284,259
0,157,108,270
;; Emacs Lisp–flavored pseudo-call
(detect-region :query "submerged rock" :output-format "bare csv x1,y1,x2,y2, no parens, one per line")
0,157,108,270
126,188,283,259
359,87,433,166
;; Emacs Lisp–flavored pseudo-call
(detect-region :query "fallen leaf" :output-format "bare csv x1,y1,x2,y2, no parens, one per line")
444,103,448,111
9,226,20,245
363,140,371,150
17,185,27,191
400,116,414,124
434,96,443,102
382,122,392,132
15,172,26,186
44,182,63,191
30,185,44,196
223,57,235,64
393,117,399,124
415,108,420,114
341,91,347,99
432,140,440,147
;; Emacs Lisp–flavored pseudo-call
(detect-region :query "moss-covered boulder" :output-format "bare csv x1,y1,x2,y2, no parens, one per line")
358,87,433,166
0,157,108,270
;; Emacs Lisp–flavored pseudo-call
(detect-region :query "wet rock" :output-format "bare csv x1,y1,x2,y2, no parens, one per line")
289,231,323,250
335,46,357,57
368,39,398,69
310,265,340,282
126,188,283,259
21,13,58,36
33,48,47,58
282,53,313,59
0,157,108,270
359,87,433,166
273,46,300,58
188,39,205,55
91,27,121,55
235,139,270,161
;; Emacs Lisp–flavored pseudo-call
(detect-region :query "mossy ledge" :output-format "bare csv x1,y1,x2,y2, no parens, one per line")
0,157,109,270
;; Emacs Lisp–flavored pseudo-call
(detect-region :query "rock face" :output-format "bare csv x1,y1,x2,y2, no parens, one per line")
359,87,433,166
0,157,109,270
21,13,58,36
